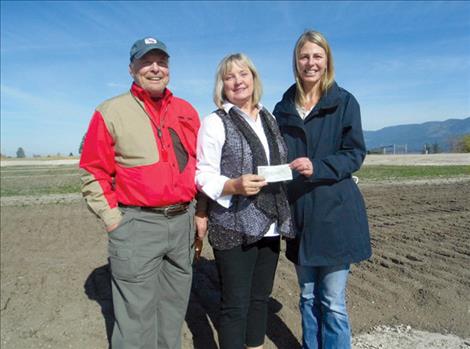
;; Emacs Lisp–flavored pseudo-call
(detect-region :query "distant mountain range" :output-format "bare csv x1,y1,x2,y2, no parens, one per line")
364,117,470,153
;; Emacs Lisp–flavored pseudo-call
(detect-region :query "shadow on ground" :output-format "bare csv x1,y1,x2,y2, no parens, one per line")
84,259,300,349
84,264,114,348
186,257,301,349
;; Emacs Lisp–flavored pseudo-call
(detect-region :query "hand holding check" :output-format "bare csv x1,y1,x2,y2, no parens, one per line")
289,157,313,177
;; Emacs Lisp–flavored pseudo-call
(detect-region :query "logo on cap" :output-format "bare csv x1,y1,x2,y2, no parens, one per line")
144,38,157,45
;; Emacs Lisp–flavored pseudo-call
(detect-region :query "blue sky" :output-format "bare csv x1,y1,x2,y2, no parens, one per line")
1,1,469,156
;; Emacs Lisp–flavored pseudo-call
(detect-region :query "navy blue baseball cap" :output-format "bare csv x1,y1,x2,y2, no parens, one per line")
130,37,169,62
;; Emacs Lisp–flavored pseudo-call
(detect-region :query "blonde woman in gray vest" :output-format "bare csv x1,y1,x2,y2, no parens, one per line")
195,53,295,349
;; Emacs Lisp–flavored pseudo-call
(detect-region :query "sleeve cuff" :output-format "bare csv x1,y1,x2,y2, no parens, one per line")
101,207,123,228
201,175,233,208
215,195,232,209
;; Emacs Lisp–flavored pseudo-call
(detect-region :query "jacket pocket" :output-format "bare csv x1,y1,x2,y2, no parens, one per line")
315,185,343,223
169,127,189,172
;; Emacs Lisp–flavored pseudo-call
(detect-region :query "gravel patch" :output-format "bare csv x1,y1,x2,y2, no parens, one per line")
353,325,470,349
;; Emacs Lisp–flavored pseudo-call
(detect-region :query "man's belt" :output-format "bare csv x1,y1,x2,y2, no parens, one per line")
119,202,190,217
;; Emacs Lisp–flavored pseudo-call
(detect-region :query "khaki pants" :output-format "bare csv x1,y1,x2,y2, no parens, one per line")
108,205,195,349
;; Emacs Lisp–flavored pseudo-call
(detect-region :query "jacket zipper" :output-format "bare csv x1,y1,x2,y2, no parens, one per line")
132,95,169,162
155,104,169,162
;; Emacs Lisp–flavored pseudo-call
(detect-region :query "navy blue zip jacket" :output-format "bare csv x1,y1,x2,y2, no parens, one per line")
273,82,372,266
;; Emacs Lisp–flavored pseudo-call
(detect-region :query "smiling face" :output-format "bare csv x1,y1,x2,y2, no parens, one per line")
296,41,327,89
222,61,254,108
129,50,169,98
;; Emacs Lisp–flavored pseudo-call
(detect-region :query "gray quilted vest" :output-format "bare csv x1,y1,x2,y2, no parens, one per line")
208,107,294,250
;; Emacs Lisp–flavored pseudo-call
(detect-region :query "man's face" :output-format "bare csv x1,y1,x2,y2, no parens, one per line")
129,50,169,98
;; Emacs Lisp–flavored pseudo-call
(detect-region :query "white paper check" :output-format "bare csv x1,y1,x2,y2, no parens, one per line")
257,164,293,182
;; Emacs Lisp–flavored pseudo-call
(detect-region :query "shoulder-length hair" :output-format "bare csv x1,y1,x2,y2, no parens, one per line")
293,30,335,106
213,53,263,109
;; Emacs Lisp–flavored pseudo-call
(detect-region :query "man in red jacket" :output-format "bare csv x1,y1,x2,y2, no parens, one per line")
80,36,205,349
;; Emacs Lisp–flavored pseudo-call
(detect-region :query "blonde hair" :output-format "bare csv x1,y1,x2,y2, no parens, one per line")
293,30,335,106
213,53,263,109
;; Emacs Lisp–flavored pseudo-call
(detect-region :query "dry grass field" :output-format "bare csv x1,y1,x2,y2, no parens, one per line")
1,154,469,348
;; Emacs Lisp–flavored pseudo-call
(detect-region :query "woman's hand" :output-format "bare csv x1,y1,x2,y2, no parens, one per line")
290,157,314,177
223,174,267,196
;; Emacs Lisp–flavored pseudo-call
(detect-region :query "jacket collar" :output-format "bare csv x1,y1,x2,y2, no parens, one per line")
276,81,341,127
130,82,173,120
316,81,341,110
130,82,172,105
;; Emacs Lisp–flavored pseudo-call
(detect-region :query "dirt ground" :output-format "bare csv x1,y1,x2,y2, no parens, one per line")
1,179,469,349
1,156,470,348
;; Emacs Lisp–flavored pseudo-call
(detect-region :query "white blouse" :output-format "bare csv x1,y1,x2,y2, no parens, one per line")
195,102,278,237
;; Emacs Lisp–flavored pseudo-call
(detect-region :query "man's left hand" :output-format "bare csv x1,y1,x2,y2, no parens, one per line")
194,211,208,240
194,212,208,261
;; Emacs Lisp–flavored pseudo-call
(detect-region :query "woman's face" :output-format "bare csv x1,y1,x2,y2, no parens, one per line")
297,41,327,87
223,61,254,108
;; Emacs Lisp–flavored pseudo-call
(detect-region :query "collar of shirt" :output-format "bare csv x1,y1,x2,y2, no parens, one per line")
222,101,264,127
295,103,314,120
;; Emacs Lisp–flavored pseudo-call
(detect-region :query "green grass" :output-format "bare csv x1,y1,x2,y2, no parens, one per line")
1,164,469,197
355,165,470,181
1,183,81,197
1,169,79,177
0,165,78,176
1,165,81,196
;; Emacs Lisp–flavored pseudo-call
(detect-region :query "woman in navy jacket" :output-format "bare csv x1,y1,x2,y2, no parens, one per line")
273,30,371,349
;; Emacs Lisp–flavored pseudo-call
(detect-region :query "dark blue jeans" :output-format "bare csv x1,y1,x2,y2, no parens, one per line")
295,264,351,349
214,237,280,349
